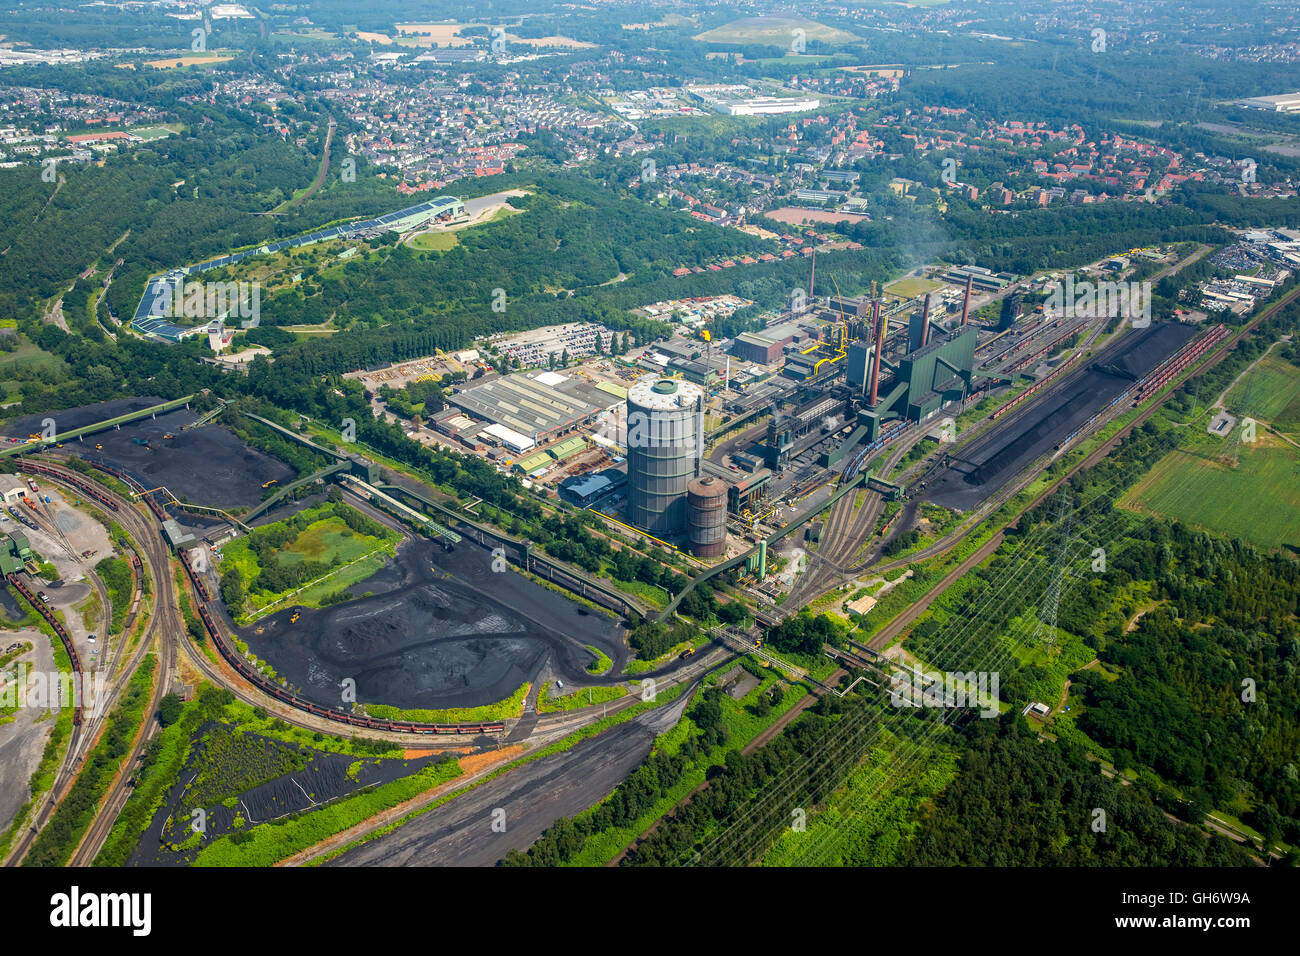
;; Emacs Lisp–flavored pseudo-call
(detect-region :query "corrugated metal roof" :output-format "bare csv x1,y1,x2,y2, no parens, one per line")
548,437,587,460
513,452,552,473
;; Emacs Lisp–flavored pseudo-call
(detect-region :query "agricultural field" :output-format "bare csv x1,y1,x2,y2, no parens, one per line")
1224,354,1300,433
124,54,235,70
1119,433,1300,550
694,17,861,46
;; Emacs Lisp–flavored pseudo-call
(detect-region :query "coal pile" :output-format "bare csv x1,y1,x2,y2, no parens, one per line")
923,322,1197,511
7,398,292,509
240,538,627,713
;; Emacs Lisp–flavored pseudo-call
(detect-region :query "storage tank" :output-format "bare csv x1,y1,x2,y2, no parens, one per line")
625,377,704,536
687,476,729,558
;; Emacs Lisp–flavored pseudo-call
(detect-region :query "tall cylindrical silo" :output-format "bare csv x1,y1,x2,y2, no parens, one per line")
626,377,703,536
687,476,729,558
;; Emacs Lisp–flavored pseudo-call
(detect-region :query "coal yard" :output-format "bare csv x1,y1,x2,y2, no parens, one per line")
129,728,449,867
921,322,1198,511
5,399,293,510
239,537,628,714
329,688,694,867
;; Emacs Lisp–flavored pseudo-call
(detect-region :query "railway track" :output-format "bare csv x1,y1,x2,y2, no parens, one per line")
857,285,1300,650
778,431,922,613
4,467,176,867
778,285,1299,624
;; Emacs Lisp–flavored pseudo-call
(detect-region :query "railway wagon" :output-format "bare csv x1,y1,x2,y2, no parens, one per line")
17,459,120,512
194,596,504,735
177,548,211,601
20,456,508,736
6,572,83,725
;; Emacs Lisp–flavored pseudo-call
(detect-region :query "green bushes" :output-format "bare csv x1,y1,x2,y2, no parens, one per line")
536,682,625,713
584,645,613,675
193,759,461,867
24,655,157,867
93,686,237,866
177,725,308,817
94,556,132,634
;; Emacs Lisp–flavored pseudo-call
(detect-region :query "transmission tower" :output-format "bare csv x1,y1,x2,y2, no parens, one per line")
1035,490,1075,650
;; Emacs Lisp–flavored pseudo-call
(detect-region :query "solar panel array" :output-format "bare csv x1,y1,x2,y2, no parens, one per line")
130,196,464,340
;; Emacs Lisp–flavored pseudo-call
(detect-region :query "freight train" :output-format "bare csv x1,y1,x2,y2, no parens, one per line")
192,599,504,735
990,354,1080,422
6,572,82,725
842,418,911,483
177,547,210,602
1130,324,1231,405
26,454,505,737
17,459,119,513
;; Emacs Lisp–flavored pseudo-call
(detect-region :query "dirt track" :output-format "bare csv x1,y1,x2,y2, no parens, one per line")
328,688,694,866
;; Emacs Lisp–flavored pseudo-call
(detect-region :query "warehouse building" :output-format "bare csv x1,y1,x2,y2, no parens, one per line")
1237,92,1300,113
479,422,535,455
449,370,618,444
0,531,31,575
560,469,627,507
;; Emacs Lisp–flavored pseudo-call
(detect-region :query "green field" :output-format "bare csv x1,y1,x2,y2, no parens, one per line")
1225,355,1300,430
0,341,69,400
408,231,459,252
695,17,861,46
130,123,182,141
884,276,942,299
1119,435,1300,550
220,503,400,619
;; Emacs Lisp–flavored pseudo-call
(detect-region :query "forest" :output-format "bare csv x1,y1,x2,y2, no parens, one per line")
901,718,1258,866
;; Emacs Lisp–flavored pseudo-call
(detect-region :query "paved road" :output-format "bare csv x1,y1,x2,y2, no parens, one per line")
329,689,695,867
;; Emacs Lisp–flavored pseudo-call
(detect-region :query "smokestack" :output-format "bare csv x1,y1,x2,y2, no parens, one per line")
961,275,973,327
921,293,932,348
869,299,884,407
808,249,816,308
